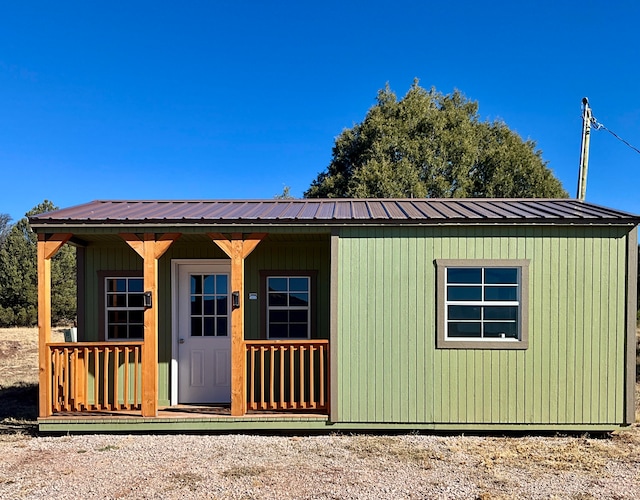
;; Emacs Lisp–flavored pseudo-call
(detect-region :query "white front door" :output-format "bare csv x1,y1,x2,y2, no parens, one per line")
177,262,231,404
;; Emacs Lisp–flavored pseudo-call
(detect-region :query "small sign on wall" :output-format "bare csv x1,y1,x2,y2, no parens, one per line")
248,292,258,300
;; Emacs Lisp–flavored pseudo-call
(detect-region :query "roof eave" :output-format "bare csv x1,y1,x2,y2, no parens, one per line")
29,217,640,231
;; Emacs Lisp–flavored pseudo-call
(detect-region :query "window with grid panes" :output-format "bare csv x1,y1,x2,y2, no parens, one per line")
266,276,310,339
105,277,145,340
436,260,529,349
189,273,229,337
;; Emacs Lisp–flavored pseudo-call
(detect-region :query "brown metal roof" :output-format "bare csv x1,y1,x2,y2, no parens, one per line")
28,199,640,228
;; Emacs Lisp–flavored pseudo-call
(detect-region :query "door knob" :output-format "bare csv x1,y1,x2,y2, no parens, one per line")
179,338,185,344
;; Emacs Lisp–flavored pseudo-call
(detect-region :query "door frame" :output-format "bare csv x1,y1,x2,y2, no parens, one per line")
170,259,230,405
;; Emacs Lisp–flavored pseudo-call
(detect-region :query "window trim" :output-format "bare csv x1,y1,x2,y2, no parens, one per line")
259,270,317,339
435,259,529,350
98,270,143,341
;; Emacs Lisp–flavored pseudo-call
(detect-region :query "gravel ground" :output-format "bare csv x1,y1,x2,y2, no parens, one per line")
1,431,639,499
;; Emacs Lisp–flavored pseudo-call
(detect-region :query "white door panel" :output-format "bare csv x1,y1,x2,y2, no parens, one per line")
177,263,231,404
190,350,205,387
214,349,230,387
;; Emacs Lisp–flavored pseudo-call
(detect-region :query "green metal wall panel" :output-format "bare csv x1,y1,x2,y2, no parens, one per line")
335,225,631,425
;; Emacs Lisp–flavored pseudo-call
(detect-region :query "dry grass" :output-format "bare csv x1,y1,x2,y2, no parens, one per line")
221,465,269,478
0,327,64,387
0,327,63,434
449,433,640,473
345,434,439,467
344,430,640,478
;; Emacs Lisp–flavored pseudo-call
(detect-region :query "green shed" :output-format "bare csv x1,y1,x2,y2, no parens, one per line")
30,198,638,433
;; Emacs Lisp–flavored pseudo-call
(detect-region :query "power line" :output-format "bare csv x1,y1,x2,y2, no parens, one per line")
576,98,640,201
591,117,640,155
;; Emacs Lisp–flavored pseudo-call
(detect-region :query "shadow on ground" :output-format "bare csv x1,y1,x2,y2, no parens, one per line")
0,383,38,435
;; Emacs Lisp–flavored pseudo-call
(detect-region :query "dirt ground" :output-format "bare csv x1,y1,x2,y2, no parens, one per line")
1,327,639,499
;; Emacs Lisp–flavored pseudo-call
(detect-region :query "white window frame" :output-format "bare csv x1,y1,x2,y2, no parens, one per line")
265,275,312,339
187,272,230,338
435,259,529,350
105,276,145,340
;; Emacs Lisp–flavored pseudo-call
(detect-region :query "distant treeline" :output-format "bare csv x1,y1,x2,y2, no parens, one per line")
0,201,76,327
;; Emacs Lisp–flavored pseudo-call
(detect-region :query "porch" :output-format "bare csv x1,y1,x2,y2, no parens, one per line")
38,404,330,433
36,230,333,422
43,339,329,418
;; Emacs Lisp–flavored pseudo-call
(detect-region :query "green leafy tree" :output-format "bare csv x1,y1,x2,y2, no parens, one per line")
305,81,567,199
0,201,76,326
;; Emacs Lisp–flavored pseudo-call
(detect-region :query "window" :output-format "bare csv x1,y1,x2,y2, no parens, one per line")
267,276,310,338
189,273,229,337
105,277,145,340
260,271,316,339
436,259,529,349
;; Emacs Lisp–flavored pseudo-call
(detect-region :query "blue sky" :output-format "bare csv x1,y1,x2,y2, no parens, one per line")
1,1,639,222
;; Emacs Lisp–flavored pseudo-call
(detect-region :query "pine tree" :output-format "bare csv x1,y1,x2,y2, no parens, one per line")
306,81,567,199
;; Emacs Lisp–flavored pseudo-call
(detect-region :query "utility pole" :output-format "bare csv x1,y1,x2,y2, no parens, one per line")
576,97,593,201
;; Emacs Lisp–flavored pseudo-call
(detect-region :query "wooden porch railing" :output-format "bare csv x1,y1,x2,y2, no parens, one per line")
46,339,328,416
47,342,143,413
245,339,329,411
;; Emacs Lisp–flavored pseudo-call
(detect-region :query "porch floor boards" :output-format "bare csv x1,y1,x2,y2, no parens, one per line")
41,405,329,422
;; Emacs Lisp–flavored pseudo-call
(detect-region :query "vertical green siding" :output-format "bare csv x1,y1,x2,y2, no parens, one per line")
335,225,631,425
83,244,143,341
244,237,330,340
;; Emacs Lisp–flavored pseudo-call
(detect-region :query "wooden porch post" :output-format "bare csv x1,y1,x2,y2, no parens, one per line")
120,233,180,417
209,233,265,416
37,233,72,418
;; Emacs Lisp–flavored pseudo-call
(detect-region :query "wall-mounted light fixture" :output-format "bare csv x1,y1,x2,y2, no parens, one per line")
232,291,240,309
143,291,152,309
